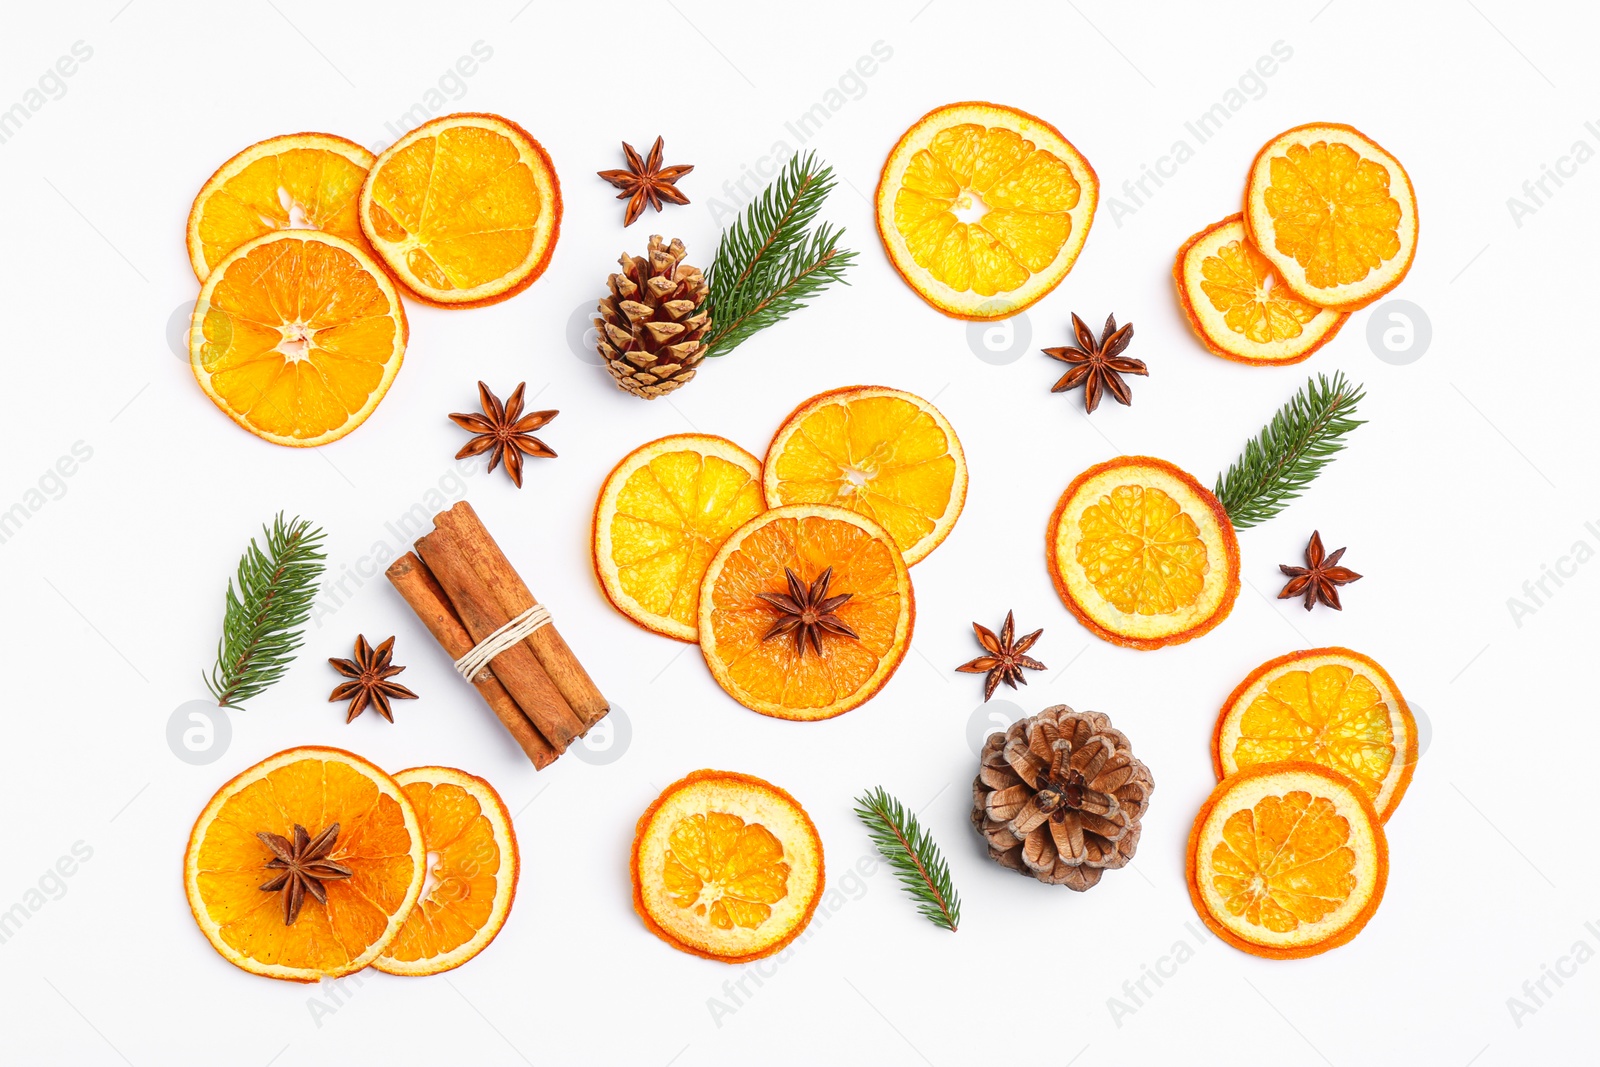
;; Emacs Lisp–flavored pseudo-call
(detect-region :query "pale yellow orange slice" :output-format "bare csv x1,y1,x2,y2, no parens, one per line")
593,434,766,642
763,386,966,566
876,102,1097,319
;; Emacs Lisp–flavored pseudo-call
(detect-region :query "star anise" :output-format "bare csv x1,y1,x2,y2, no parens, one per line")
957,611,1046,701
1278,530,1362,611
1044,313,1147,413
329,635,418,723
449,381,557,488
257,823,353,926
597,136,693,227
756,567,859,658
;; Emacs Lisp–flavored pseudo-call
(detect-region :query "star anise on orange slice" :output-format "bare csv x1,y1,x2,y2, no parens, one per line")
257,822,353,926
957,610,1046,701
1278,530,1362,611
1044,313,1147,413
449,381,557,488
597,136,693,227
329,635,418,723
756,566,859,658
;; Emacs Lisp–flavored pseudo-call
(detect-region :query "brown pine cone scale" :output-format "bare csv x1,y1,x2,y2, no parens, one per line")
971,705,1153,891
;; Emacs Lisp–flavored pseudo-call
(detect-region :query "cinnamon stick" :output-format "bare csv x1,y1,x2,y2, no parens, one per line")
436,501,610,727
385,553,557,769
416,526,586,751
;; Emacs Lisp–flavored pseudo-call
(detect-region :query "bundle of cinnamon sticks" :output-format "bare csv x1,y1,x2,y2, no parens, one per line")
385,501,607,769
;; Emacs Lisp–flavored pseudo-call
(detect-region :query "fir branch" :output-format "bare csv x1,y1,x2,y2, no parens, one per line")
1214,372,1366,530
701,152,856,356
853,787,961,933
206,513,327,708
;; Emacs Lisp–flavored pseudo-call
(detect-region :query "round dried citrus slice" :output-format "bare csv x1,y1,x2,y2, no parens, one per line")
631,770,824,962
184,746,425,982
374,767,518,976
593,434,766,642
1175,214,1347,365
698,504,913,720
763,386,966,566
876,101,1098,320
1243,123,1418,311
1047,456,1239,650
1213,648,1417,822
187,132,377,283
191,231,408,447
359,112,561,307
1187,762,1388,959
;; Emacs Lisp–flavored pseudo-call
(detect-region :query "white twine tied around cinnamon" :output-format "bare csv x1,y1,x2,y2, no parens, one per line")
453,603,552,681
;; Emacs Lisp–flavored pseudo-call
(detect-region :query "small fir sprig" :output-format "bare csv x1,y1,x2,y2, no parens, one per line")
701,152,855,356
1214,372,1366,530
206,513,327,708
853,787,961,933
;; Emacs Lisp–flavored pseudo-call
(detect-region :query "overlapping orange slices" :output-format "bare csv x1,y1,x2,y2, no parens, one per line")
877,102,1097,319
1047,456,1240,649
184,747,425,982
632,770,824,963
359,112,561,308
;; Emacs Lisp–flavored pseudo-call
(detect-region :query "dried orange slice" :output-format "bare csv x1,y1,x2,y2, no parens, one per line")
1047,456,1239,650
1243,123,1418,311
593,434,765,642
1175,214,1347,366
187,132,377,283
1213,648,1417,822
763,386,966,566
876,102,1097,320
1187,762,1388,959
359,112,560,307
190,231,408,447
184,746,425,982
698,504,913,720
374,767,518,976
631,769,824,962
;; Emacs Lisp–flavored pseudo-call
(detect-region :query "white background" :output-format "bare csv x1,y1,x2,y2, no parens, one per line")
1,1,1595,1063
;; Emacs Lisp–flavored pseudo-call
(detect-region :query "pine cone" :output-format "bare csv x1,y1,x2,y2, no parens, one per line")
971,705,1153,891
595,235,709,399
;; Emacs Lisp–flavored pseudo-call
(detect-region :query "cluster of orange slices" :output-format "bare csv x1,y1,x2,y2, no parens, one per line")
631,770,824,962
184,747,518,981
185,114,561,446
593,385,966,719
1175,123,1418,365
1187,648,1417,958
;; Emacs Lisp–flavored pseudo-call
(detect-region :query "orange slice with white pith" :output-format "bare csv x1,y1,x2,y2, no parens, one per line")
359,112,561,308
1244,123,1418,311
763,386,966,566
183,746,425,982
592,434,766,642
1175,214,1347,365
187,132,377,283
1187,762,1388,959
374,767,518,976
698,504,913,720
190,230,408,447
1047,456,1239,650
1213,648,1417,822
876,102,1098,320
631,770,824,963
